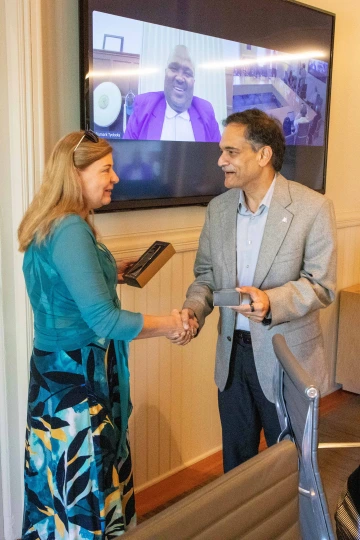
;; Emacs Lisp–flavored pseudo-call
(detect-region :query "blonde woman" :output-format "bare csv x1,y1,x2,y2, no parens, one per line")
18,130,195,539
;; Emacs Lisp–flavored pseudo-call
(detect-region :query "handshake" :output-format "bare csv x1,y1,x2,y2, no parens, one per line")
167,308,199,346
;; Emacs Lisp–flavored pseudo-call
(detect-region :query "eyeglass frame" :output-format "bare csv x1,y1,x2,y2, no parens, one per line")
73,129,99,159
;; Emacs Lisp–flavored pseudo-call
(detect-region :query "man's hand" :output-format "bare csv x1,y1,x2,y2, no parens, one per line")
169,308,199,345
181,308,199,336
230,286,270,323
117,257,139,284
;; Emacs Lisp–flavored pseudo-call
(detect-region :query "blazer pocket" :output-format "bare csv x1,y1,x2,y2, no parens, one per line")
272,247,303,265
284,322,321,347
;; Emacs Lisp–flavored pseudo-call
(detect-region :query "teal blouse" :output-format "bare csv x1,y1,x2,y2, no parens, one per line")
23,214,144,458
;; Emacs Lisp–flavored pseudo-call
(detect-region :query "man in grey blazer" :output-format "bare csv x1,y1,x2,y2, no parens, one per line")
179,109,337,472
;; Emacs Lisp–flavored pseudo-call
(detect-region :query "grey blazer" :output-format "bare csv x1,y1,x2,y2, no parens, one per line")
183,175,337,402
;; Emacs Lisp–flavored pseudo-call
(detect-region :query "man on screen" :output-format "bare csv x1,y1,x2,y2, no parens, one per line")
123,45,221,142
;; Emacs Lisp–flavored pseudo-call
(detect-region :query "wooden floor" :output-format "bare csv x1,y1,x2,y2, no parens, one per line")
136,389,360,525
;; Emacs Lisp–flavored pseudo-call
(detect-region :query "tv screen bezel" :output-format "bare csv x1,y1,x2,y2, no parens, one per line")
79,0,335,213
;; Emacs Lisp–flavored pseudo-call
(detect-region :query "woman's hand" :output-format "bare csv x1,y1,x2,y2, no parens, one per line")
167,309,199,346
135,310,198,342
117,257,139,284
166,309,188,340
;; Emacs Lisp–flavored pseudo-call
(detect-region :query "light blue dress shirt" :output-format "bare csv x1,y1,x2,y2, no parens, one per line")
236,177,276,331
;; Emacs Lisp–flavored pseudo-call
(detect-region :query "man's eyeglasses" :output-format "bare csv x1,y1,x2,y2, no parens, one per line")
73,129,99,157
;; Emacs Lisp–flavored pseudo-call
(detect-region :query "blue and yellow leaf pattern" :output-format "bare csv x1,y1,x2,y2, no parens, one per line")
22,341,136,539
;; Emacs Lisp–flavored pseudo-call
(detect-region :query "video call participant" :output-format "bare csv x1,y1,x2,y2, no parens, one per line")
308,105,322,145
18,130,196,539
176,109,337,473
298,63,307,89
294,104,310,130
123,45,221,142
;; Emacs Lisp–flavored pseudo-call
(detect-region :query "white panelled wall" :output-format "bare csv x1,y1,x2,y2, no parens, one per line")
104,229,222,490
102,214,360,492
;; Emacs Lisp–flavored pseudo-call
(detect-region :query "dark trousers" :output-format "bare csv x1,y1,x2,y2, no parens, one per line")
218,330,281,473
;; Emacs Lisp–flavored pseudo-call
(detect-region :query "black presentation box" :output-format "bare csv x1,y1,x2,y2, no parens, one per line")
123,241,176,288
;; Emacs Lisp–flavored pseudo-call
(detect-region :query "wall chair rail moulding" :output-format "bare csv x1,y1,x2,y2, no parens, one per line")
102,226,202,260
100,210,360,261
335,209,360,229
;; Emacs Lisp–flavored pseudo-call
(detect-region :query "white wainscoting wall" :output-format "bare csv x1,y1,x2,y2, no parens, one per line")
103,228,222,490
101,212,360,492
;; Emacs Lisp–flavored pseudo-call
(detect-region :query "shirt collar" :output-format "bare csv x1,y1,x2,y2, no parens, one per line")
238,174,277,216
165,101,190,121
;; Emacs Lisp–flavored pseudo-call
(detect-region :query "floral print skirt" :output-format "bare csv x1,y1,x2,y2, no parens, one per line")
22,340,136,539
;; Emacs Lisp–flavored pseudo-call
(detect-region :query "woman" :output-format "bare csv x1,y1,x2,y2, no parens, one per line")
18,130,194,539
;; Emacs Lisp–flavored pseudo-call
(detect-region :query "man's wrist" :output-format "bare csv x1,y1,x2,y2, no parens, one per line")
183,307,197,319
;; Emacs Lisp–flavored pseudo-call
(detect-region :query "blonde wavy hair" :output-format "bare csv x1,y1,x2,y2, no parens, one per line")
18,131,112,252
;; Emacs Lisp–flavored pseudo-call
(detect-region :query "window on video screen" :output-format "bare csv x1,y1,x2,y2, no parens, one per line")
91,11,329,149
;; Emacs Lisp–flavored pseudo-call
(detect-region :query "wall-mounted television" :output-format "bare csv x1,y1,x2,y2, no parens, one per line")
79,0,335,212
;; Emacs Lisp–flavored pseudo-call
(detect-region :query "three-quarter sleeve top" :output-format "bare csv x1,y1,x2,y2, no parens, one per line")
23,214,144,459
23,214,143,351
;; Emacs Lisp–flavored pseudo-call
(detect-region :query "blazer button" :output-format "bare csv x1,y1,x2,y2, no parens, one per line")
227,336,232,342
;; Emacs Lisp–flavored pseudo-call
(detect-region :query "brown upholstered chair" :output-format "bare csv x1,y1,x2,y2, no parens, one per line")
123,439,300,540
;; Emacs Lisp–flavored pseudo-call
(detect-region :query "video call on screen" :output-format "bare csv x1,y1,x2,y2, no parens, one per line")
82,0,334,205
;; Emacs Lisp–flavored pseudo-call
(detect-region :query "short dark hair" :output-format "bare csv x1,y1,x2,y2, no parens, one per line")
223,109,285,171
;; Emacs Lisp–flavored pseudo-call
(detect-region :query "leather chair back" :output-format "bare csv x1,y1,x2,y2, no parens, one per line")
123,440,300,539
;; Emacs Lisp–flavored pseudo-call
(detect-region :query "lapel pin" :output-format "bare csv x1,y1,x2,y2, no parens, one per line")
282,217,288,223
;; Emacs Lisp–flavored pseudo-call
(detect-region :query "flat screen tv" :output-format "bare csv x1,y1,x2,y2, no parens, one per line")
79,0,335,212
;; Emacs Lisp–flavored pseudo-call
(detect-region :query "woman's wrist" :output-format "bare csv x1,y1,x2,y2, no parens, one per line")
166,311,184,339
136,312,183,340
